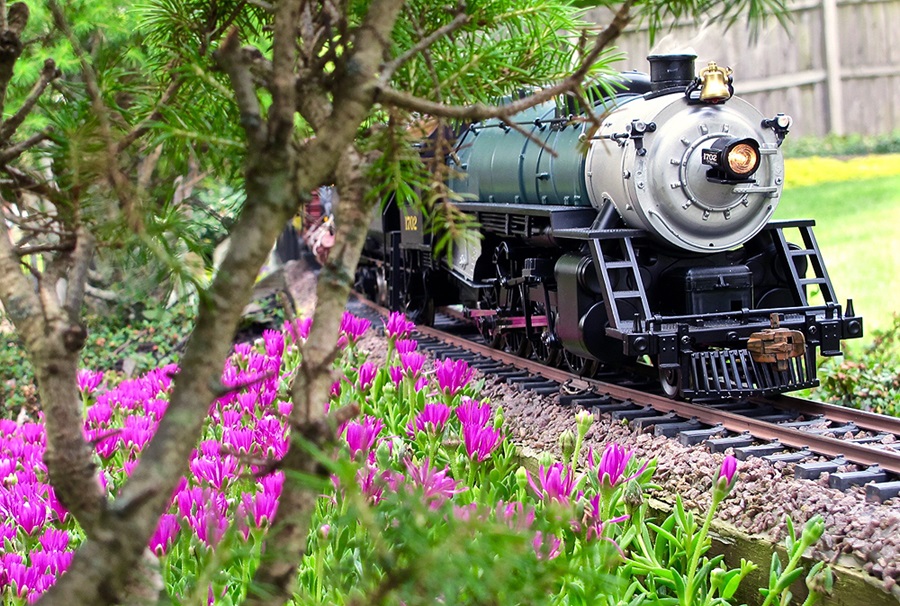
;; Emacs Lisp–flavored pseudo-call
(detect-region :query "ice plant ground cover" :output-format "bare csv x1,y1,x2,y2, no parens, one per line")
1,312,832,604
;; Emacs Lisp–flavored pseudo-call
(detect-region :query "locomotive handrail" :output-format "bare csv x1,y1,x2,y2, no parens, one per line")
643,303,847,330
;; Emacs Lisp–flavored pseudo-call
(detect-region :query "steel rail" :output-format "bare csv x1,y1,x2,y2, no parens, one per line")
764,393,900,435
355,296,900,474
413,323,900,475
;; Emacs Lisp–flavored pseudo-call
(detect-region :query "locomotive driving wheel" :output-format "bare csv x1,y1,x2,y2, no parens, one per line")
476,285,502,348
562,350,598,377
501,329,531,358
531,307,558,366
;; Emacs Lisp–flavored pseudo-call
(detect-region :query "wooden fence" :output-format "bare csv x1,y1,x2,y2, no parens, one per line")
585,0,900,137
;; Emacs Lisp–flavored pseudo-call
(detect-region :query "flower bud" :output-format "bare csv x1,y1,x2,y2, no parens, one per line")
573,495,586,522
575,409,594,437
455,452,469,474
710,567,727,591
801,514,825,545
318,524,331,540
515,466,529,493
559,430,576,463
375,440,392,469
493,406,505,430
624,478,644,512
391,436,407,463
538,451,554,468
712,454,739,501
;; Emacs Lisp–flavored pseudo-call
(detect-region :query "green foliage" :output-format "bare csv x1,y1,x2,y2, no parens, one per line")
93,184,241,306
573,0,789,42
0,330,34,415
814,316,900,416
0,299,194,416
774,173,900,337
759,516,832,606
783,131,900,158
390,0,596,104
78,300,193,374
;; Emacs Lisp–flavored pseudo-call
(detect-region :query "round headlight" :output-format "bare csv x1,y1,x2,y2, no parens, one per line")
726,142,760,176
702,137,762,182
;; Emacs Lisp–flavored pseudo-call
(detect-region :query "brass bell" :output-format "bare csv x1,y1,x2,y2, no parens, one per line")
699,61,733,103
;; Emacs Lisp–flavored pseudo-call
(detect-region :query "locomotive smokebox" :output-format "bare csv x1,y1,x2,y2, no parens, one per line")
647,54,697,92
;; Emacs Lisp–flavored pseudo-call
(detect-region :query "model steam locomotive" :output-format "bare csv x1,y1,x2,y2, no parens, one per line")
356,54,864,399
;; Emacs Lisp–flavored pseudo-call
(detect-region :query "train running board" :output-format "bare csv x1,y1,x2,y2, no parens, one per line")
683,348,818,399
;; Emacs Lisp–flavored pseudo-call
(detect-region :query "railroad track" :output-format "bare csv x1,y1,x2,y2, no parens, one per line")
349,296,900,504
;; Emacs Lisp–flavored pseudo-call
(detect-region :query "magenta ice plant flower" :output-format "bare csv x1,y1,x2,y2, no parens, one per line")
462,423,502,462
495,501,536,532
233,342,252,359
149,513,180,556
533,531,562,560
591,443,648,490
340,312,371,345
357,362,378,391
713,454,739,500
39,527,70,552
14,498,49,536
403,457,463,509
395,339,418,355
77,369,104,394
718,454,738,484
455,397,492,429
263,329,285,358
399,352,427,378
434,358,476,398
284,317,313,343
344,416,384,460
527,462,576,505
384,312,416,340
582,493,630,541
242,486,280,528
412,403,451,434
389,366,404,386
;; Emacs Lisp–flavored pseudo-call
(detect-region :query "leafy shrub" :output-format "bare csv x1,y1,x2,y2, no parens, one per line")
0,300,195,416
783,131,900,158
814,315,900,416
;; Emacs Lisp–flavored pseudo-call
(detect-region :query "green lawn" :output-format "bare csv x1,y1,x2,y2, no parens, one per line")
773,173,900,341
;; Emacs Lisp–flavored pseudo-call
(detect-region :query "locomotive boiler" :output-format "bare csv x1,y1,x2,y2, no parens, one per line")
358,54,864,399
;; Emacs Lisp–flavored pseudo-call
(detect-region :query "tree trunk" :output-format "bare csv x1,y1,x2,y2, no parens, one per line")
246,146,379,605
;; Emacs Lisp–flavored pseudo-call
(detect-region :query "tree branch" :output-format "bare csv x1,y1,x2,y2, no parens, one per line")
0,57,59,146
247,145,378,605
63,226,95,319
375,0,634,121
0,2,28,119
268,0,302,150
309,0,406,165
215,29,267,153
379,9,471,85
0,207,42,336
0,126,51,164
117,77,182,153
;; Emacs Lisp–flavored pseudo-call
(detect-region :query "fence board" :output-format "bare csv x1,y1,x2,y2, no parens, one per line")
587,0,900,136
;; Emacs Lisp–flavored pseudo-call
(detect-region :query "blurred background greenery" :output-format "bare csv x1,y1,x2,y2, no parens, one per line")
777,152,900,338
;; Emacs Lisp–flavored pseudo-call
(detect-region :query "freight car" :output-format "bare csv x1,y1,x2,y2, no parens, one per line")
357,54,864,400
